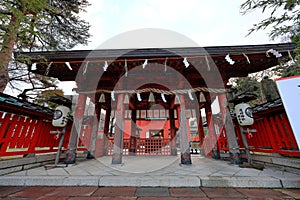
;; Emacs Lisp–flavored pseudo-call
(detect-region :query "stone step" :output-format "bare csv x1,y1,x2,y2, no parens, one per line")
0,175,299,188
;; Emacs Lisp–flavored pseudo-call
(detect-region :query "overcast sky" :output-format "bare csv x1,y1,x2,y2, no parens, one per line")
74,0,279,50
5,0,284,106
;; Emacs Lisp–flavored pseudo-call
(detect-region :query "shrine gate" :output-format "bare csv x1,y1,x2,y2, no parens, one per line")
15,43,297,165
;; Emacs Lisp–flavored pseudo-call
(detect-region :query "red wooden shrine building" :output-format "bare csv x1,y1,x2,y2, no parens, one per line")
13,42,298,164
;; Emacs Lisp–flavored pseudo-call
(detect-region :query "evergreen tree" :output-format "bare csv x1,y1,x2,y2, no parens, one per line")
0,0,91,92
241,0,300,76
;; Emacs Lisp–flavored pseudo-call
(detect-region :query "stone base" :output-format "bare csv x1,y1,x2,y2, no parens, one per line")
171,148,177,156
229,152,241,165
212,149,220,159
64,152,76,164
181,152,192,165
86,151,95,159
112,153,122,164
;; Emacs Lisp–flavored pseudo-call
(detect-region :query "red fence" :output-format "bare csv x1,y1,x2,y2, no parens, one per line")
217,107,300,157
106,138,171,156
1,93,299,158
0,111,91,157
0,111,71,156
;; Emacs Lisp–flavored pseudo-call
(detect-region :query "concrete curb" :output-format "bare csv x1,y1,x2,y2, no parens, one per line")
200,176,282,188
1,175,298,188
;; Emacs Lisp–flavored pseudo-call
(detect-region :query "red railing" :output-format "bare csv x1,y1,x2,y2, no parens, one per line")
217,108,300,157
107,138,171,156
0,110,90,157
106,138,130,156
217,127,229,151
0,111,71,156
137,138,171,155
1,94,299,158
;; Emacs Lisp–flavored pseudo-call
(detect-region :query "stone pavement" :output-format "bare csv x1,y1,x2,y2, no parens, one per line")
1,155,300,188
1,186,300,199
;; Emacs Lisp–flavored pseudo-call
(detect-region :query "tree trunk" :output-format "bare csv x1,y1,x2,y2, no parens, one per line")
0,14,18,92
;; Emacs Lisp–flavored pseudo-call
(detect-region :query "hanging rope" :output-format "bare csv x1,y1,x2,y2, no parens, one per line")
78,86,227,95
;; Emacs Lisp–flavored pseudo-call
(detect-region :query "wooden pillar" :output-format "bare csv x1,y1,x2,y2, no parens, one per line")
195,107,205,155
86,103,101,159
218,93,241,164
204,100,220,159
104,108,111,137
196,108,205,146
129,109,137,155
65,94,87,164
101,108,111,156
112,94,125,164
169,108,177,156
177,95,192,164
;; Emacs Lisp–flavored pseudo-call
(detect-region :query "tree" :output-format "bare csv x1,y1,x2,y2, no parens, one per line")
34,89,64,109
0,0,91,92
241,0,300,76
240,0,300,44
232,76,261,106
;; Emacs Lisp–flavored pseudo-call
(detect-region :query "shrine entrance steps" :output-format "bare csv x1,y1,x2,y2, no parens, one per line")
1,155,300,188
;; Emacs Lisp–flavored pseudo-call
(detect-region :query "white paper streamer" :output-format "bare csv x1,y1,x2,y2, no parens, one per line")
205,56,210,71
142,59,148,69
83,61,89,75
111,91,115,101
266,49,282,58
161,93,167,103
183,57,190,68
65,62,73,70
137,93,142,101
124,59,128,77
103,61,108,71
225,54,235,65
45,62,53,75
242,53,250,64
188,90,194,100
164,57,168,72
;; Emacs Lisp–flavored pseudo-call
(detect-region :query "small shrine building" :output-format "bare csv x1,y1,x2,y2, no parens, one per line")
16,43,296,165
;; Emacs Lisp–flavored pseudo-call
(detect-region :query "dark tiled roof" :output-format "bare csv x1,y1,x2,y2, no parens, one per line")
230,98,283,118
0,93,53,118
15,43,296,61
228,93,258,104
252,98,283,114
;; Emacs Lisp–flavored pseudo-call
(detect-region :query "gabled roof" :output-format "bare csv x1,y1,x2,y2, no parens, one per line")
14,43,296,108
16,43,295,61
15,43,296,83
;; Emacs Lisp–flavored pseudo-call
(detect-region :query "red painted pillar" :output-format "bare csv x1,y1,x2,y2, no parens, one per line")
103,109,111,137
196,108,205,146
102,108,111,156
204,100,218,158
112,93,125,164
86,103,101,159
218,93,241,164
129,109,137,155
65,94,87,164
177,95,192,164
169,108,177,156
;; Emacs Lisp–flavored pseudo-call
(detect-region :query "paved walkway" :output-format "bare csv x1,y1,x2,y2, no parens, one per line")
1,186,300,199
1,155,300,188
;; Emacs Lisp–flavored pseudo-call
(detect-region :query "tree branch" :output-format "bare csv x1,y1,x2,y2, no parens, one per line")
0,8,12,15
